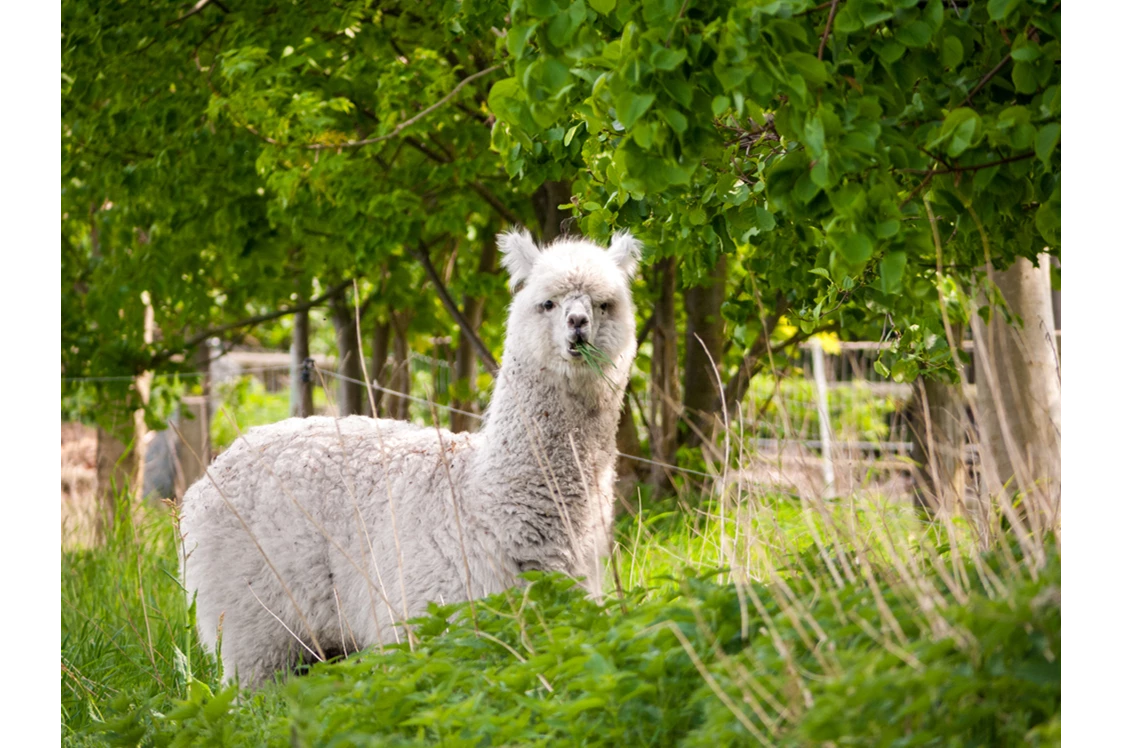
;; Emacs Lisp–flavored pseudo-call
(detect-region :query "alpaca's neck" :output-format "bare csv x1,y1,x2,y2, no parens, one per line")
478,353,627,481
466,351,627,577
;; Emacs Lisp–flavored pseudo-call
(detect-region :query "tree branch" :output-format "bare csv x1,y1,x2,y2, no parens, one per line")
303,65,502,151
411,240,500,374
401,137,524,226
818,0,841,60
900,151,1034,176
962,52,1012,107
404,135,450,164
152,279,353,364
471,180,524,227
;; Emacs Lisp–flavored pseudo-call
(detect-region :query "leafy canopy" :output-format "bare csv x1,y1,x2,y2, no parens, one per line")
493,0,1060,379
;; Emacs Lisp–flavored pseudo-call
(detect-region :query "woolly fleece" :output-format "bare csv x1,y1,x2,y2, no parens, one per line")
180,230,642,687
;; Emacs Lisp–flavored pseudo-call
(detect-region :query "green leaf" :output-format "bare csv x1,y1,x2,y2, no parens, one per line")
859,5,894,27
555,0,588,45
540,58,571,90
897,21,933,48
840,233,873,264
809,267,831,279
924,0,944,31
891,358,920,383
875,220,900,239
880,250,907,293
1035,123,1060,165
488,78,525,125
1011,42,1041,62
752,206,776,232
811,157,830,188
507,23,538,59
589,0,616,14
651,47,687,71
711,95,730,117
632,121,653,148
616,91,656,129
939,108,982,157
987,0,1023,21
784,52,828,86
804,115,825,156
941,36,964,69
1035,195,1060,245
875,40,906,64
663,78,694,106
662,108,688,134
1012,61,1038,93
527,0,561,18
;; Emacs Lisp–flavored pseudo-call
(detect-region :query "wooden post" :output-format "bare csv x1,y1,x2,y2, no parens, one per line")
176,396,210,495
810,338,835,495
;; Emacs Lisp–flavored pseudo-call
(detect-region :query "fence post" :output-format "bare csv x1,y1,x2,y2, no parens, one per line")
176,396,210,496
810,338,835,495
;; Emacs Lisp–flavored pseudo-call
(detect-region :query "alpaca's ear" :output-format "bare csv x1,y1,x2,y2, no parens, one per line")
498,228,542,290
607,230,642,280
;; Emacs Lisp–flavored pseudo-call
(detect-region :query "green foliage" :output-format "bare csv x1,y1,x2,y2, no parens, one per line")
66,497,1059,746
495,0,1061,380
745,373,902,442
63,0,523,437
209,376,292,452
65,491,1055,741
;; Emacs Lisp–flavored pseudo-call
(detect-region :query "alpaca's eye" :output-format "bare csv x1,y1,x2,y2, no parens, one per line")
599,302,609,312
542,300,554,311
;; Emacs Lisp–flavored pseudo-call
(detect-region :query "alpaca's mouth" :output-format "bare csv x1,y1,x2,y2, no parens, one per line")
567,342,582,357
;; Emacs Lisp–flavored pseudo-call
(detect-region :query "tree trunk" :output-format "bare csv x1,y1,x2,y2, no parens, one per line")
133,291,156,497
681,255,727,451
371,320,391,417
387,311,412,420
972,254,1061,527
614,391,644,508
290,308,313,417
330,296,368,417
532,180,573,242
451,230,498,432
907,376,968,518
649,259,680,487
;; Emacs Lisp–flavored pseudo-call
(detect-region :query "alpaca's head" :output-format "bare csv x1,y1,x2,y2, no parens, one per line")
498,229,642,378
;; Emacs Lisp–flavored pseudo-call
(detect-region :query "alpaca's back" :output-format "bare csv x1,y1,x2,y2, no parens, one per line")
180,415,507,686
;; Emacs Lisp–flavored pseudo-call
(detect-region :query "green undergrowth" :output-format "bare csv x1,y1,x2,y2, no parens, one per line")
64,496,1059,747
210,376,291,453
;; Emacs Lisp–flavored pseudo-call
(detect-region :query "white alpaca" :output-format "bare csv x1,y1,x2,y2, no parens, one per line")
179,229,641,687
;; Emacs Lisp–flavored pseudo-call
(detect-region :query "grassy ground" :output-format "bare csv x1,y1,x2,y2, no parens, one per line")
62,480,1059,747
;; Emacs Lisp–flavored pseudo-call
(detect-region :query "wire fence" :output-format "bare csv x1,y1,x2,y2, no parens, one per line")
61,343,925,498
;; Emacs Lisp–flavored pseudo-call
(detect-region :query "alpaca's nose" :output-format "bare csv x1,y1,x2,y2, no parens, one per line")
567,312,589,332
